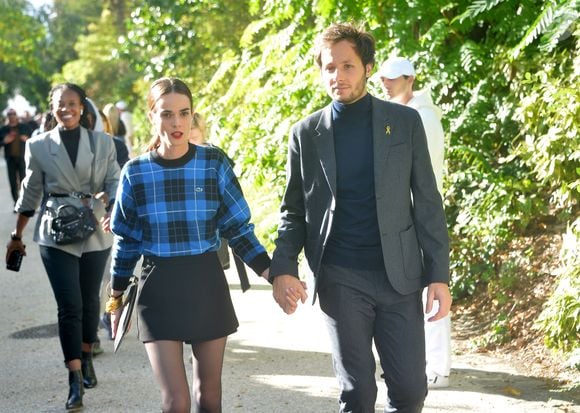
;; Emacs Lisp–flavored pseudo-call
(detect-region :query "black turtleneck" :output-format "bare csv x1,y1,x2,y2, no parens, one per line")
322,93,383,271
59,127,81,167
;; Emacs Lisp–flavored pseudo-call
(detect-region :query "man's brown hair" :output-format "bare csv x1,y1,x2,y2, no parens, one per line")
313,22,376,68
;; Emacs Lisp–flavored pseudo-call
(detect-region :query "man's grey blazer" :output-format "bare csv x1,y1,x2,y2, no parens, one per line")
270,94,449,297
15,126,120,257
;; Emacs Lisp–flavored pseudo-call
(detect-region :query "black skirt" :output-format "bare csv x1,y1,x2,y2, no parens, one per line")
136,252,238,344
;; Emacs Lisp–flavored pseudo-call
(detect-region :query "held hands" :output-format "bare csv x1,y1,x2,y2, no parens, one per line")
272,275,308,315
425,282,452,322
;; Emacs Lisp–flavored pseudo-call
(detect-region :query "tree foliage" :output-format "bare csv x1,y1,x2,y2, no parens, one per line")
0,0,46,109
57,5,139,108
535,217,580,354
0,0,105,111
121,0,253,89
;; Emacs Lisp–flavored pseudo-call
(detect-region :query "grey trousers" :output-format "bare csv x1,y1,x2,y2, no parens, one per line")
317,263,427,413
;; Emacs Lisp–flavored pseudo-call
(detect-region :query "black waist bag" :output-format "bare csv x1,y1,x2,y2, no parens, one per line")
50,204,98,245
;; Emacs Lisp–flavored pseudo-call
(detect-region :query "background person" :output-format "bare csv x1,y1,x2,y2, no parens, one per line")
31,111,54,137
115,100,134,154
108,77,270,413
5,83,120,410
102,104,124,139
374,56,451,388
269,23,451,412
100,105,130,168
0,108,32,205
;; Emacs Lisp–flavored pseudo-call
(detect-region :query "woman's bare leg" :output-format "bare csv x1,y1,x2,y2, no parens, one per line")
145,340,190,413
190,336,227,413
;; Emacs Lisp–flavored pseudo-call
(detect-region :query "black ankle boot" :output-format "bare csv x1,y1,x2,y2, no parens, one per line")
81,351,97,388
66,370,84,410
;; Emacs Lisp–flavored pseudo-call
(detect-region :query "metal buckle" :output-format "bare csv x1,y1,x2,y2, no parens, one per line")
70,192,92,199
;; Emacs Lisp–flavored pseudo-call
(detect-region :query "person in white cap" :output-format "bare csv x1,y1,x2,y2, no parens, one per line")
374,56,450,388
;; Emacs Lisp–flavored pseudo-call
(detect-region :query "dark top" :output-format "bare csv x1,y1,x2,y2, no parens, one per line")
322,93,383,270
112,136,129,168
59,127,81,167
0,123,31,159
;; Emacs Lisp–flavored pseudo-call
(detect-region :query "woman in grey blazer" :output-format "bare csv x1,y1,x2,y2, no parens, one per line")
5,83,120,410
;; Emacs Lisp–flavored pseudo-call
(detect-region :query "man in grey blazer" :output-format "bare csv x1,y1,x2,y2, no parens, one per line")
269,23,451,413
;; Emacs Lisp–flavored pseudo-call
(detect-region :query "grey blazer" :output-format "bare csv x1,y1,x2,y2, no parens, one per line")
270,94,449,297
15,127,120,257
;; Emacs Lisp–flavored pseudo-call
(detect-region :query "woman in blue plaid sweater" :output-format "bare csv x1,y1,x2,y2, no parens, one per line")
107,77,270,413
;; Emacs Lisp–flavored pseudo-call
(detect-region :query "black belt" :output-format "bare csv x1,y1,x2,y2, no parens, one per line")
48,192,93,199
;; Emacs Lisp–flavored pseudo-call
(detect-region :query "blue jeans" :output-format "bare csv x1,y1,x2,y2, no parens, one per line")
318,263,427,413
40,246,110,362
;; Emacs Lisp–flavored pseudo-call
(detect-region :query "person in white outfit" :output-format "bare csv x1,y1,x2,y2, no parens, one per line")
373,57,451,388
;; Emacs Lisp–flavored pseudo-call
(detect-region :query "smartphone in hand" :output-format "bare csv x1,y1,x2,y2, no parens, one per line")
6,249,23,272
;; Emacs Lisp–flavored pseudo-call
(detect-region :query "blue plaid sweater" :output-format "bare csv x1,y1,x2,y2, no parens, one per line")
110,144,270,290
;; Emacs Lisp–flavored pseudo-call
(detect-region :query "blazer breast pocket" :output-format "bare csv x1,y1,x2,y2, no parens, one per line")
387,141,411,160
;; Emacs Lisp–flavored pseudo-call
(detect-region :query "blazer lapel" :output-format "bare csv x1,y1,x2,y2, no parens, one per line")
372,97,393,200
313,105,337,197
75,128,94,192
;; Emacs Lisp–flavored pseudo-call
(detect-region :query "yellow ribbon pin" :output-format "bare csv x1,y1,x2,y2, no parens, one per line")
385,125,391,135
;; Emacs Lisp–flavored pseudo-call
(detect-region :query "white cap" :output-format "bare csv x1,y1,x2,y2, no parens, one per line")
116,100,127,111
375,57,416,79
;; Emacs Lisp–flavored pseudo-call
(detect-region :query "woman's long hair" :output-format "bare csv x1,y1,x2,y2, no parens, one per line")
103,103,121,136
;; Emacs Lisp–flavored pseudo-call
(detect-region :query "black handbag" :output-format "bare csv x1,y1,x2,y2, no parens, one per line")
50,204,98,245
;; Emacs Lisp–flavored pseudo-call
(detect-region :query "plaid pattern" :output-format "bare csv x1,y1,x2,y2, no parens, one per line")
111,145,266,281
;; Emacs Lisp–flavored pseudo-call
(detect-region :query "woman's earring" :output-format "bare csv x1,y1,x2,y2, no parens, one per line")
80,110,84,115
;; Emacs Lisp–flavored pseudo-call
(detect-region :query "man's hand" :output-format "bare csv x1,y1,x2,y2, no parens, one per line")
272,274,308,315
425,282,452,322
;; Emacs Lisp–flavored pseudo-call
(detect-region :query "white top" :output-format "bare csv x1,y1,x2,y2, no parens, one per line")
407,89,445,194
